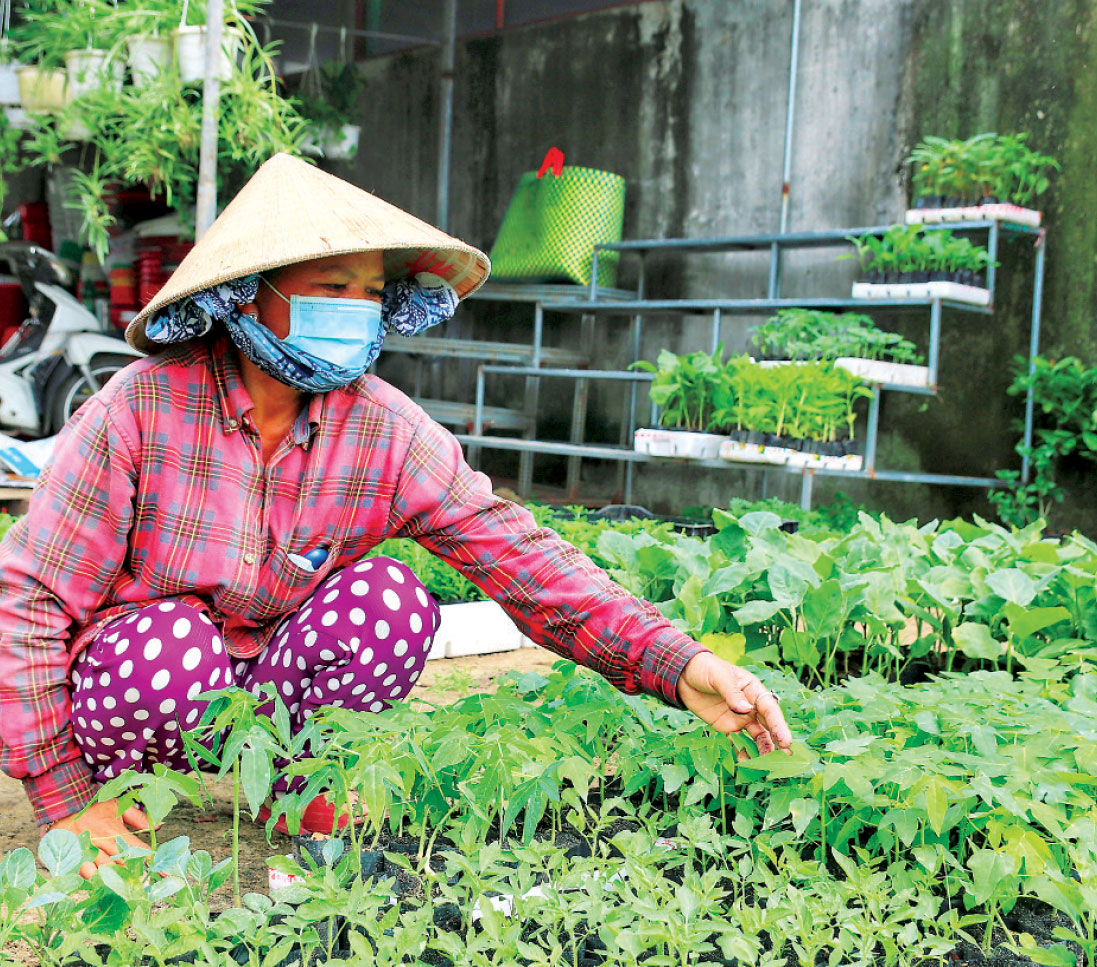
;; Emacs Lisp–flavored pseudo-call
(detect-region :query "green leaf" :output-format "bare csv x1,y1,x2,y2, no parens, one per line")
953,622,1003,661
967,848,1019,906
789,797,819,837
241,746,272,818
1006,935,1076,967
0,848,36,890
986,568,1038,606
38,829,83,878
733,599,784,625
1007,605,1071,640
699,632,747,665
661,763,690,795
735,741,817,779
801,579,845,638
922,776,948,837
779,628,819,668
824,734,876,757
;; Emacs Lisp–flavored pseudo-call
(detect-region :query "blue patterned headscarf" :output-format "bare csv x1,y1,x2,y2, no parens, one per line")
143,270,459,392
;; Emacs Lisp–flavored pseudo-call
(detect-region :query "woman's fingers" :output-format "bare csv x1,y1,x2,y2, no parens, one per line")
122,806,151,833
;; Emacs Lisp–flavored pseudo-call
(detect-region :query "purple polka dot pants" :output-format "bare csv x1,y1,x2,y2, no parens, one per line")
70,557,440,785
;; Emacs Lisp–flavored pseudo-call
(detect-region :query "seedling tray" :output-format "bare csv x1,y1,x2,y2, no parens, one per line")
833,356,932,389
904,203,1041,228
634,428,728,460
852,280,991,307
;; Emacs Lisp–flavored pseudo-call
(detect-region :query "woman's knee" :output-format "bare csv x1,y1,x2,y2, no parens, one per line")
73,601,232,736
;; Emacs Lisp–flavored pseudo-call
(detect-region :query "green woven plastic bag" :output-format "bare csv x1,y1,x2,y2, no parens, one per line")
488,166,626,287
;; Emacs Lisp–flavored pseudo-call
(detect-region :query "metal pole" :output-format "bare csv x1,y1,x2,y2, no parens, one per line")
864,385,880,473
1020,230,1047,484
927,298,941,388
767,0,802,298
195,0,224,239
436,0,457,230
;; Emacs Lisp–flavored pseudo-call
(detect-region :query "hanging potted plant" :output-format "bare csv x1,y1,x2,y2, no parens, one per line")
171,0,263,84
631,347,730,459
8,0,127,108
296,40,365,162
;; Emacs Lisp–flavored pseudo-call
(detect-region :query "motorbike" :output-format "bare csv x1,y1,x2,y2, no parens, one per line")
0,241,143,437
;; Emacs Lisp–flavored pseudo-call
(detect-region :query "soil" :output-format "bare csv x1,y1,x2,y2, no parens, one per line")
0,648,562,917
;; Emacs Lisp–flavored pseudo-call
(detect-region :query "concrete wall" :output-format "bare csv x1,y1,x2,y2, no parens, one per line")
341,0,1092,524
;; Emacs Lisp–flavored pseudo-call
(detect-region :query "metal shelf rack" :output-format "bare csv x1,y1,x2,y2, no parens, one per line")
450,221,1047,508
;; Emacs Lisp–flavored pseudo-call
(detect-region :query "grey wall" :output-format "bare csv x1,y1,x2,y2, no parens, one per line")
335,0,1091,524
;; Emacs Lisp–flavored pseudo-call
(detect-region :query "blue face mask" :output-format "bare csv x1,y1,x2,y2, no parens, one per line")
263,277,382,372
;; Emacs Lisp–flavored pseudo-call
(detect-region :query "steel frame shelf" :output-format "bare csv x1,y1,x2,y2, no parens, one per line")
460,220,1047,509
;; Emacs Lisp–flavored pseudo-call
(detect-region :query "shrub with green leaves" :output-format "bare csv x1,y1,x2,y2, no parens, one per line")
992,354,1097,528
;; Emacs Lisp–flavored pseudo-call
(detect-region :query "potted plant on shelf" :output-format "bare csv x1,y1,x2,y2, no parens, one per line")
846,224,996,307
752,307,928,391
297,60,365,161
630,347,730,459
714,359,871,471
905,132,1058,228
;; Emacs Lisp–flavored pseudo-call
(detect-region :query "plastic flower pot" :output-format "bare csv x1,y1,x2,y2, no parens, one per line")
0,62,20,106
126,35,172,84
15,66,67,112
322,123,360,160
173,25,242,84
64,49,124,99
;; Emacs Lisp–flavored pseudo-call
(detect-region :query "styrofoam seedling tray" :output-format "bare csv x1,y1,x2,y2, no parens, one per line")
634,428,727,460
784,450,864,472
851,281,991,307
833,357,932,389
434,599,529,658
719,439,792,466
904,203,1041,228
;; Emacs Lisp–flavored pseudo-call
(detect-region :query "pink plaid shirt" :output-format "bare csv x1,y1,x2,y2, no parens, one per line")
0,334,705,826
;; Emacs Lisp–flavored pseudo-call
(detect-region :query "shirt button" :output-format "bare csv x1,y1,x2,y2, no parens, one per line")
228,418,239,430
243,553,256,565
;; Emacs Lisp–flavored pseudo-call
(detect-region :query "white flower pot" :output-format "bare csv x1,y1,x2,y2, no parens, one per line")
323,123,360,160
16,66,67,112
302,123,361,160
173,25,241,84
63,49,123,99
833,357,931,390
3,106,27,129
126,35,172,84
719,439,792,466
0,62,21,106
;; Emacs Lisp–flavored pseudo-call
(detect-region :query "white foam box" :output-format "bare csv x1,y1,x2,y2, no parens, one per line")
634,428,727,460
435,599,529,658
905,204,1041,228
719,438,792,466
852,281,991,307
833,357,931,389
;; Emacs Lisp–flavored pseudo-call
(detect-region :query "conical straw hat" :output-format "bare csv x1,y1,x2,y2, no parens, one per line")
127,153,490,353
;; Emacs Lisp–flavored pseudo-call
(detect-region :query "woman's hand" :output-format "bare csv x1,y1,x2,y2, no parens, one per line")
43,800,150,879
677,652,792,757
